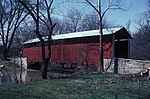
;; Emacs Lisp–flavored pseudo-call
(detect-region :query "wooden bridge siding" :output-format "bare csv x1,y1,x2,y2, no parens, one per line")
23,42,113,70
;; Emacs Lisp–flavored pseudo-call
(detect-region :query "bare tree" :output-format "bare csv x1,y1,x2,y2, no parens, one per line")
131,10,150,60
52,19,64,34
80,12,99,31
18,0,56,79
125,19,132,33
66,9,83,32
10,23,36,57
79,44,98,73
57,9,83,33
84,0,125,72
53,10,114,34
0,0,28,60
80,12,114,31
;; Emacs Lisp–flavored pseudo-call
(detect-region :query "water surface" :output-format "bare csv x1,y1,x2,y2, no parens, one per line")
0,69,40,85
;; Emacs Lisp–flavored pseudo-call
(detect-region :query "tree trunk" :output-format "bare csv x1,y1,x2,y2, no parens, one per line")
100,26,104,72
2,46,8,60
42,61,48,79
41,43,51,79
18,0,53,79
40,43,47,79
99,14,104,73
41,42,52,79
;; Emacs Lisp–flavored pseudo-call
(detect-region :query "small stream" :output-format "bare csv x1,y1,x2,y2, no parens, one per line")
0,69,41,85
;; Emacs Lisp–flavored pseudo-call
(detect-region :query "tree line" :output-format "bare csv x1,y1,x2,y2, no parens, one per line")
131,0,150,60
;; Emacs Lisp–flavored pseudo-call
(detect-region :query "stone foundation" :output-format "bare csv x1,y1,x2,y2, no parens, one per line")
104,58,150,74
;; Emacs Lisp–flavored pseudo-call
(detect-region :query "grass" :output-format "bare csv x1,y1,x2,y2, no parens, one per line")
0,73,150,99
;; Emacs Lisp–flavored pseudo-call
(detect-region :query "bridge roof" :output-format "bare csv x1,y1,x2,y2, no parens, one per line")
23,27,132,44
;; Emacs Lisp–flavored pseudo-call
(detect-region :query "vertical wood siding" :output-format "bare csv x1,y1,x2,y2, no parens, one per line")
23,42,113,70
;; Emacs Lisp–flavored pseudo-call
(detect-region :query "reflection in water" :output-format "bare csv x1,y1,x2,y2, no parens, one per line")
0,70,40,85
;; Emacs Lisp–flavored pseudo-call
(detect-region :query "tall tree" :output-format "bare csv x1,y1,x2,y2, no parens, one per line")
85,0,125,72
80,12,114,31
0,0,28,60
64,9,83,33
131,8,150,60
9,23,36,57
53,10,114,34
18,0,56,79
55,9,83,34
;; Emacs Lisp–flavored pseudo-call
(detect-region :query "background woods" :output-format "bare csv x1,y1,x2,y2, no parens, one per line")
0,0,28,60
131,1,150,60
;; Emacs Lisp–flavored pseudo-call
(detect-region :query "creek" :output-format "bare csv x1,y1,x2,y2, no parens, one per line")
0,69,40,85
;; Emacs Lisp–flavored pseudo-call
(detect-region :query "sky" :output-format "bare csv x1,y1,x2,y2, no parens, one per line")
106,0,148,33
54,0,149,33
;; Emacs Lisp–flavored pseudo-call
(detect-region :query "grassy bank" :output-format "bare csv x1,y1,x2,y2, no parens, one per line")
0,73,150,99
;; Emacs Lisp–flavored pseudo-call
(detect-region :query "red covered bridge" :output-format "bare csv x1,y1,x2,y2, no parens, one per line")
23,27,132,70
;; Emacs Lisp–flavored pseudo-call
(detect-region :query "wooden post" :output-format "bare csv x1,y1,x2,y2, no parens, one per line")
114,58,118,74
